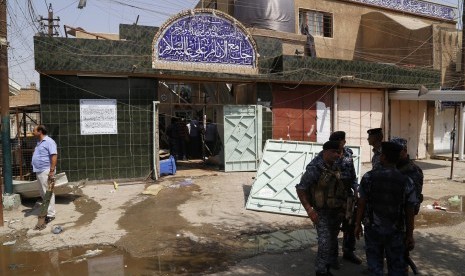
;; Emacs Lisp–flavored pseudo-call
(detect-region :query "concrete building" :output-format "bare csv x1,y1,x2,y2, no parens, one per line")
33,1,453,181
206,0,461,160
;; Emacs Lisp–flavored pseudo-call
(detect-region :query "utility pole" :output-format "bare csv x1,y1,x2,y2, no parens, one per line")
452,0,465,179
39,4,60,37
1,0,12,225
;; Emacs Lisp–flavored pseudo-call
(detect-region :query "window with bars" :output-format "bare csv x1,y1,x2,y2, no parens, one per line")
299,9,333,38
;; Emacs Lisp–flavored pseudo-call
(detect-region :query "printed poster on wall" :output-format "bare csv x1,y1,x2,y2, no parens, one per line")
80,99,118,135
316,101,331,143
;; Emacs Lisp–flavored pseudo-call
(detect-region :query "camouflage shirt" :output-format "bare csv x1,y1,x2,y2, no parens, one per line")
397,156,424,213
316,148,357,190
297,152,341,190
335,147,358,190
359,166,417,233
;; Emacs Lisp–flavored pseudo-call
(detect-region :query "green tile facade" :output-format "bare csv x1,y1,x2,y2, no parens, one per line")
40,75,157,182
34,24,440,90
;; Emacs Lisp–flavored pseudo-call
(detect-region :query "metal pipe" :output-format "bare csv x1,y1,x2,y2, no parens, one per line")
384,89,389,141
15,110,22,179
459,103,464,160
450,103,458,179
333,87,338,131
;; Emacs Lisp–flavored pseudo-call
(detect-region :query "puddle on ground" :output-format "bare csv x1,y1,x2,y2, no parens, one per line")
0,228,317,275
233,229,317,255
416,195,465,228
0,244,231,275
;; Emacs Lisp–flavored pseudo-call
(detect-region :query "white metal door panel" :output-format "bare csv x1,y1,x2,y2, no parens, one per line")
390,100,427,159
246,140,362,216
224,105,262,171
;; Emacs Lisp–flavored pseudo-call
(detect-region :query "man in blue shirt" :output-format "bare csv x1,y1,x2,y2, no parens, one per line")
32,125,58,228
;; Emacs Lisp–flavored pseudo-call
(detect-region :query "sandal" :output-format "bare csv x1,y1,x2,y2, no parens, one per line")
45,216,55,224
34,216,47,231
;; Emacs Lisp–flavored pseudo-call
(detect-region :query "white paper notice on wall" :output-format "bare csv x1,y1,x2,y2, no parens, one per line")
316,101,331,143
80,99,118,135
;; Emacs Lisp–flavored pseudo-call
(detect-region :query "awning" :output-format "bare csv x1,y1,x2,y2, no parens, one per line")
389,90,465,101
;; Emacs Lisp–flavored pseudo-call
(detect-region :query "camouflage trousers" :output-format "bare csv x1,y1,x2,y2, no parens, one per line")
315,210,343,274
364,226,406,276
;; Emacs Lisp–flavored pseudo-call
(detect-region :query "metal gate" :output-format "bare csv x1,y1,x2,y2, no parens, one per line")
245,140,361,217
223,105,262,171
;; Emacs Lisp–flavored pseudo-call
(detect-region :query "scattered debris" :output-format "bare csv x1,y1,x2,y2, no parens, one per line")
3,240,17,246
142,185,164,196
432,201,447,211
448,195,461,206
61,249,103,264
52,226,63,234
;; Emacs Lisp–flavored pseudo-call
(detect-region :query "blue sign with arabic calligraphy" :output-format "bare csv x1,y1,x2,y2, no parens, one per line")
155,12,256,67
345,0,456,21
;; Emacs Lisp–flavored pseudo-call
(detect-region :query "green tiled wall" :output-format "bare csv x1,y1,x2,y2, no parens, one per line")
40,75,157,182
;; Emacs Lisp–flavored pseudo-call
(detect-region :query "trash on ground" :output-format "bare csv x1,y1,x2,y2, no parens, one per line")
61,249,103,264
448,195,461,206
432,201,447,211
142,185,164,196
3,240,16,246
52,225,63,234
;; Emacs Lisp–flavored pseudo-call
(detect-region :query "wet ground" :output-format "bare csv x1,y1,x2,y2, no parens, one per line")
1,169,465,275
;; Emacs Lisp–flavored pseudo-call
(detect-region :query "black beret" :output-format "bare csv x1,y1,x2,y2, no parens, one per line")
329,131,346,141
367,128,383,135
390,137,407,149
381,141,403,154
323,140,341,150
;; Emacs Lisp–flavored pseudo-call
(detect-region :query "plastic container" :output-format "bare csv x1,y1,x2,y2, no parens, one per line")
160,155,176,176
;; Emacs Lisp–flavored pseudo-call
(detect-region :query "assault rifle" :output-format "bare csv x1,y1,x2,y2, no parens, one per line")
405,250,418,275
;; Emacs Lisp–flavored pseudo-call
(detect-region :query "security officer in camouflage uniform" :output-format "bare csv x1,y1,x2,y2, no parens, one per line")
355,142,417,276
296,141,347,276
390,137,424,214
328,131,362,265
367,128,383,170
391,137,424,274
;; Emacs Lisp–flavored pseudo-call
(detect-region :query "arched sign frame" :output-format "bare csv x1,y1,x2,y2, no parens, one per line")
152,9,259,75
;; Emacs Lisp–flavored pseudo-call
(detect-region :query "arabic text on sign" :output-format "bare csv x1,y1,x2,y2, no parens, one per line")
156,13,255,66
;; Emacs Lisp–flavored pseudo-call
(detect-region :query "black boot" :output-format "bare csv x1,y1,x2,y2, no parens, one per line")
316,265,334,276
315,271,334,276
343,251,362,264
